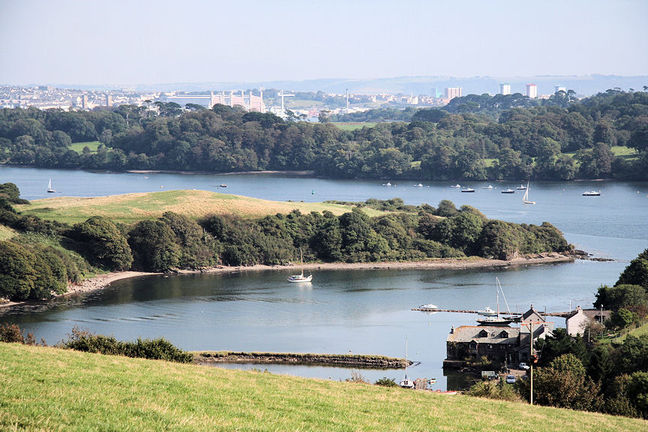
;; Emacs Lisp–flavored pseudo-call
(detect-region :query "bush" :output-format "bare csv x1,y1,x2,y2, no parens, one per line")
467,380,521,401
62,328,192,363
375,377,398,387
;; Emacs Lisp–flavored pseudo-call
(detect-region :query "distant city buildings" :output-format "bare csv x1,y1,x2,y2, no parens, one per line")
499,83,511,95
554,85,567,93
526,83,538,98
445,87,462,99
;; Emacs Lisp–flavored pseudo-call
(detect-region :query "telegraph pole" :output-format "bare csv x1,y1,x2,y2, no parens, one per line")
530,320,534,405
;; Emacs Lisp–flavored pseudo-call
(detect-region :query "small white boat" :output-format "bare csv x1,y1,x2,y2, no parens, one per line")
516,184,527,190
399,338,415,389
219,184,227,188
478,306,498,317
582,191,601,196
461,188,475,193
420,304,438,309
482,185,493,189
288,249,312,283
501,189,515,194
414,183,423,187
450,184,461,188
47,178,55,193
287,273,313,283
523,182,535,205
382,182,392,187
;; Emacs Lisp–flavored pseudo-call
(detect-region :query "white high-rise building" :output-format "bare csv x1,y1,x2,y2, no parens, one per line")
499,83,511,95
526,83,538,99
445,87,462,99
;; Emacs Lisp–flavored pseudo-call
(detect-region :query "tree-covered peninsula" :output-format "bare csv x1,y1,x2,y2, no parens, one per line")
0,89,647,180
0,184,571,302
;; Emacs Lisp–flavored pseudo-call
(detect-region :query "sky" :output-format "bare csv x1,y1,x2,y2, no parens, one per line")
0,0,647,86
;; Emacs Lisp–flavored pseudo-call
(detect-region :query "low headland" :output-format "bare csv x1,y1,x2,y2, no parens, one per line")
1,185,577,310
194,351,412,369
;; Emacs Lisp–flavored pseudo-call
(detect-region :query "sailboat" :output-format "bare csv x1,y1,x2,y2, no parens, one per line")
47,178,55,193
522,181,535,205
477,278,514,326
399,338,415,389
287,249,312,283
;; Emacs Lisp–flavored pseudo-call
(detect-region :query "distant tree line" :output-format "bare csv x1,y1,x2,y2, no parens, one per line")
0,184,570,301
0,89,646,180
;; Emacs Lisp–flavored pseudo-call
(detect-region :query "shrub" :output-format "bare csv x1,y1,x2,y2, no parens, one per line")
62,328,192,363
375,377,398,387
467,380,521,402
68,216,133,270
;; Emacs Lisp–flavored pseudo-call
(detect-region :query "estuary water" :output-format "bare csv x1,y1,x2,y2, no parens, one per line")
1,166,647,389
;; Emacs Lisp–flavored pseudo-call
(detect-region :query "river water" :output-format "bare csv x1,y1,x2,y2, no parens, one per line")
1,166,647,389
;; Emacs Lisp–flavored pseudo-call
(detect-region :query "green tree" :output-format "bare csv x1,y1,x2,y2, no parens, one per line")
128,220,181,272
616,249,648,288
69,216,133,270
0,241,37,301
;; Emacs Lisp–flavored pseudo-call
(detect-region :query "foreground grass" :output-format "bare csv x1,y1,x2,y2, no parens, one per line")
68,141,102,153
1,344,643,432
15,190,384,224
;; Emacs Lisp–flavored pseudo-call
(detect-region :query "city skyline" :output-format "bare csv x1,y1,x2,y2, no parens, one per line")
1,0,647,86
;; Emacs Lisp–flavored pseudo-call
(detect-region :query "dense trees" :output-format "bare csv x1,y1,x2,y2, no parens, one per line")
0,90,647,180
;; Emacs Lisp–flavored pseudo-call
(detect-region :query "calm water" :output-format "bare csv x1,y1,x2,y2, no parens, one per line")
1,166,647,388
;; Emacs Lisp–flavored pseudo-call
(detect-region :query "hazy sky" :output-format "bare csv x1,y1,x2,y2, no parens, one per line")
1,0,647,85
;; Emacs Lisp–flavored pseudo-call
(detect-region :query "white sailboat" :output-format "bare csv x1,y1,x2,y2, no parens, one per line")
477,278,514,326
47,178,55,193
287,249,312,283
522,182,535,205
399,338,415,389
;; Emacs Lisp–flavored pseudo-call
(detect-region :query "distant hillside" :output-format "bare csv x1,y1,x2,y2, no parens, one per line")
16,190,380,224
1,343,643,431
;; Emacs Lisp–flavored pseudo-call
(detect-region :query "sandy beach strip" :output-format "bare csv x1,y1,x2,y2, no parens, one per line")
0,253,572,312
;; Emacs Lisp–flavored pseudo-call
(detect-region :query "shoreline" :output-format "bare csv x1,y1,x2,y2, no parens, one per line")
0,254,573,313
125,169,316,176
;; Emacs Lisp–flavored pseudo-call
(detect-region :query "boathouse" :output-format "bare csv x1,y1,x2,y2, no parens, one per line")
445,306,554,366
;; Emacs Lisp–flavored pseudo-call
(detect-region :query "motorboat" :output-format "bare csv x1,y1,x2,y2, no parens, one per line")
461,188,475,193
382,182,392,187
478,306,498,317
420,304,438,310
219,184,227,188
450,184,461,188
582,191,601,196
501,189,515,194
414,183,423,187
516,184,527,190
482,185,493,189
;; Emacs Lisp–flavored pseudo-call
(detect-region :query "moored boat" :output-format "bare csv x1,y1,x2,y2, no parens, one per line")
460,188,475,193
501,188,515,194
47,178,55,193
582,191,601,196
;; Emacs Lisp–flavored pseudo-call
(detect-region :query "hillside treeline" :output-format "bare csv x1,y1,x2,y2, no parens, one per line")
0,90,647,180
0,185,570,301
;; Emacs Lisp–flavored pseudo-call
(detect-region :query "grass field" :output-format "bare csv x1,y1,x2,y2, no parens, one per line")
1,343,643,432
15,190,384,224
0,223,16,240
331,122,378,131
68,141,102,153
610,145,639,160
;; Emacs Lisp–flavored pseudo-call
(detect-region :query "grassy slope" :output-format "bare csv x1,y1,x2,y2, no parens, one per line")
68,141,101,153
0,223,16,240
1,344,643,432
15,190,383,224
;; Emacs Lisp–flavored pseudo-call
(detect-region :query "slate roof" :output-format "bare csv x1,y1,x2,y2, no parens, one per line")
447,325,520,345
